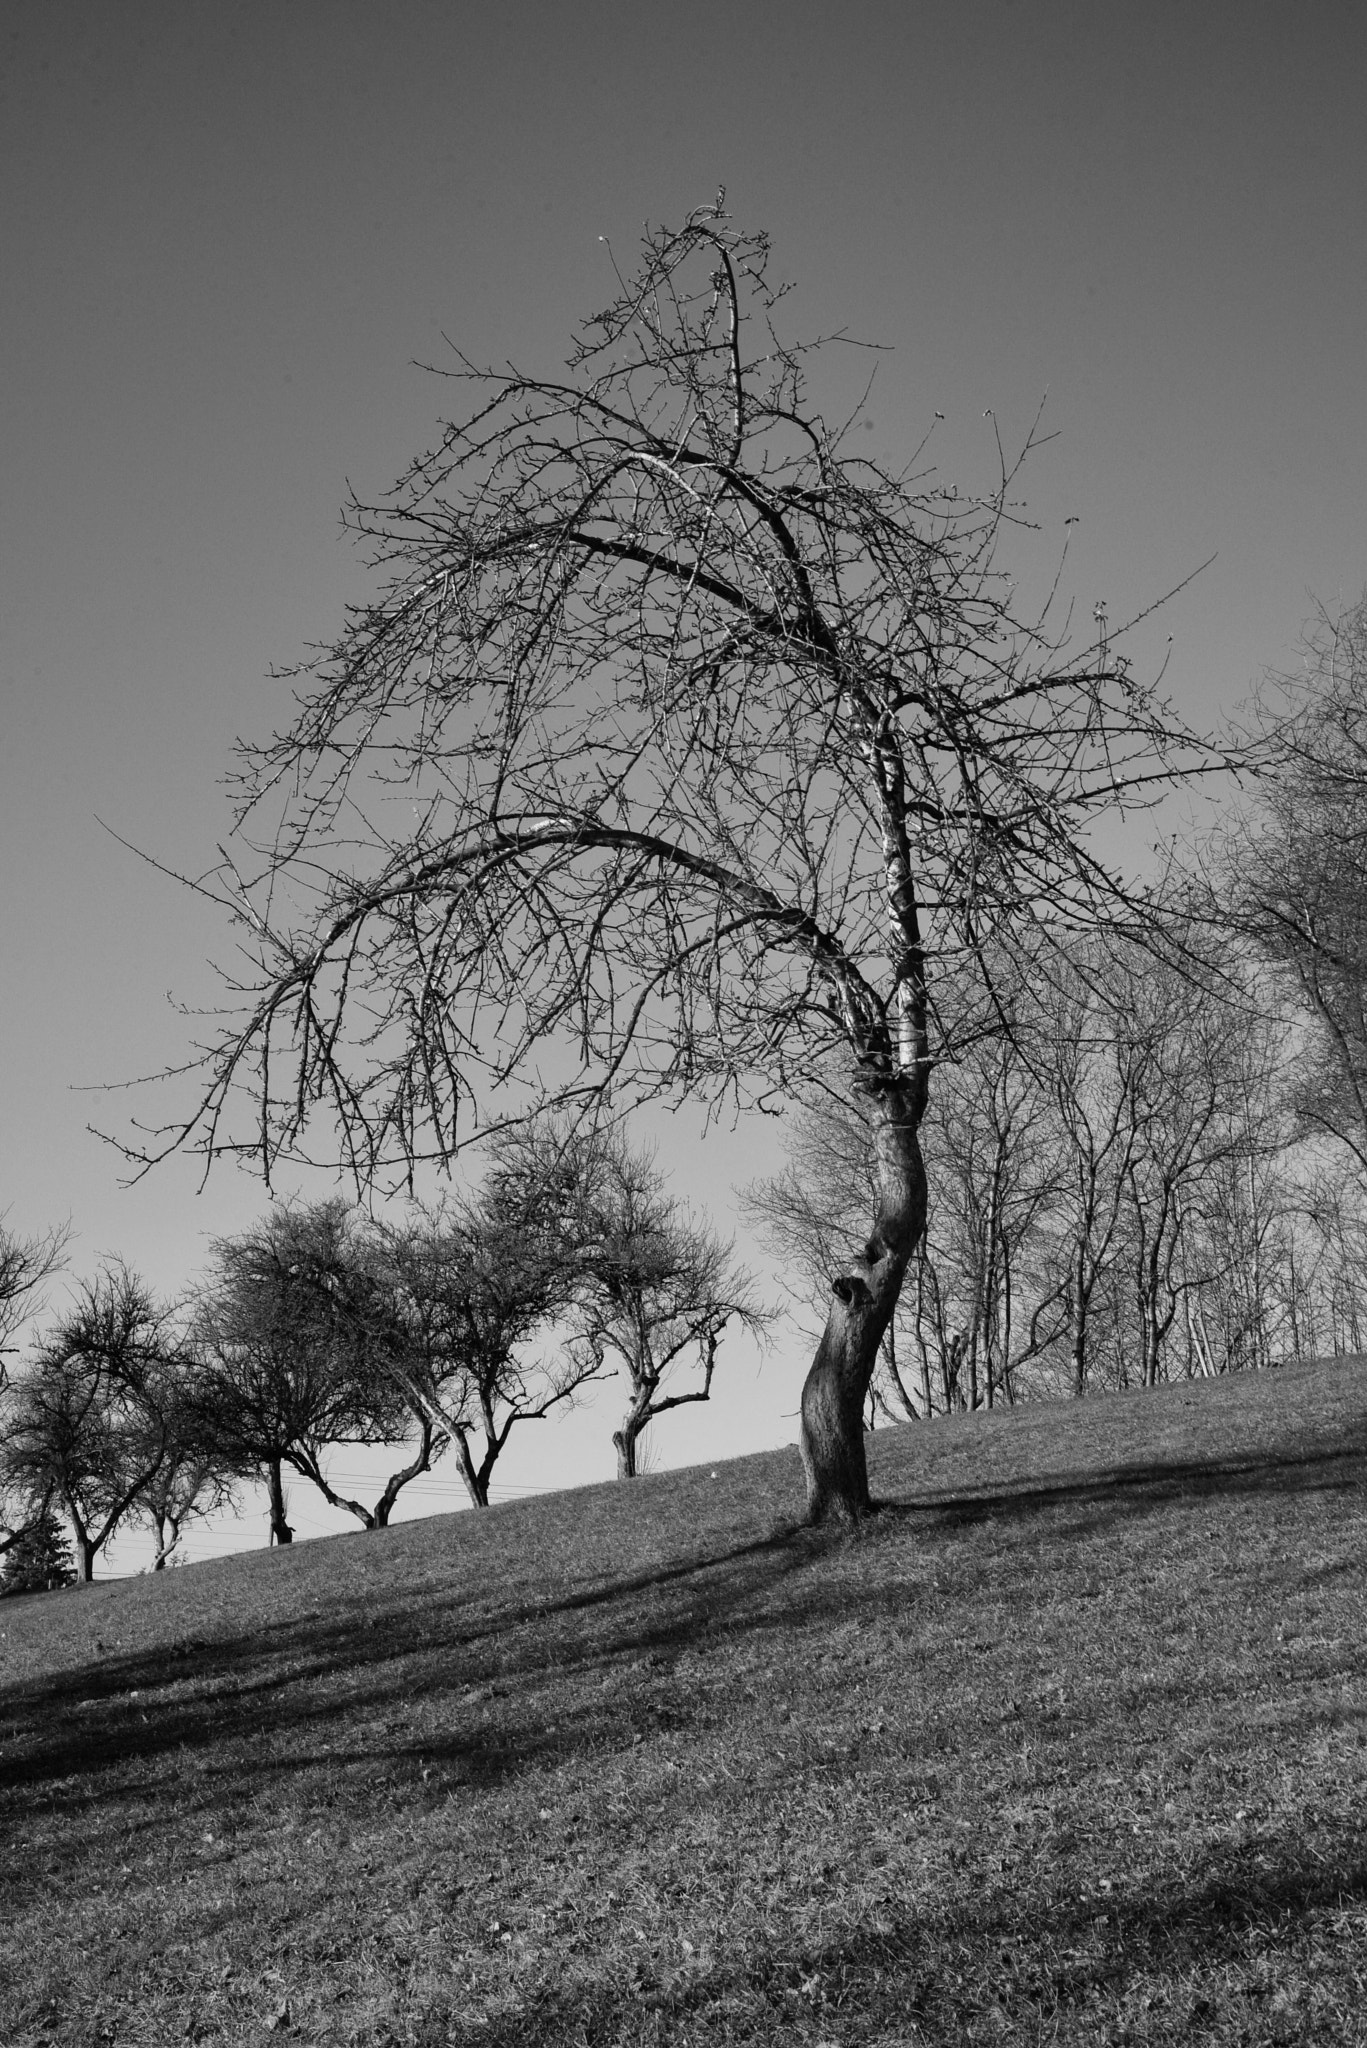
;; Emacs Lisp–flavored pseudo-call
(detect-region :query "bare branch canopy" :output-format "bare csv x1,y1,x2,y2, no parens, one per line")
131,202,1223,1517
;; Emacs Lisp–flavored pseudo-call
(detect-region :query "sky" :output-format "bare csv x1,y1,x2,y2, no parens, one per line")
2,0,1364,1563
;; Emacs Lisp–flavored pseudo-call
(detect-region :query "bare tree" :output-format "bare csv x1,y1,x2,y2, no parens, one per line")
375,1188,599,1508
4,1265,176,1582
1036,950,1163,1396
515,1124,766,1478
1223,595,1367,1174
142,204,1216,1520
136,1383,241,1569
1123,948,1291,1386
919,1029,1068,1410
190,1201,424,1539
0,1215,67,1379
0,1459,53,1567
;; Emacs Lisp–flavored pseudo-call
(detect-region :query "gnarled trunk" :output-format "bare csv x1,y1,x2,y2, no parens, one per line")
613,1384,655,1480
799,1081,927,1522
613,1418,647,1480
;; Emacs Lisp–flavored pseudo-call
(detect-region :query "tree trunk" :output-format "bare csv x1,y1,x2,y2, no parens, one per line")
613,1427,636,1479
1071,1281,1089,1397
614,1385,654,1479
372,1420,438,1527
150,1510,182,1570
453,1431,491,1508
799,1081,926,1522
267,1458,293,1545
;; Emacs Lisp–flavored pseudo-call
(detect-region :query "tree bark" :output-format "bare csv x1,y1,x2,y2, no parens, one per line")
614,1384,655,1480
613,1427,638,1480
150,1510,183,1569
267,1458,293,1545
799,1081,927,1522
453,1430,492,1508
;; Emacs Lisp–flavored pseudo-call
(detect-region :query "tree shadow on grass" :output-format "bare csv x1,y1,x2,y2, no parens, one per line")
0,1519,823,1822
448,1826,1367,2046
4,1428,1365,1875
874,1435,1367,1539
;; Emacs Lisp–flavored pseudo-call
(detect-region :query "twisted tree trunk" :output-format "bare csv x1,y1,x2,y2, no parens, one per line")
613,1418,646,1481
799,1078,927,1522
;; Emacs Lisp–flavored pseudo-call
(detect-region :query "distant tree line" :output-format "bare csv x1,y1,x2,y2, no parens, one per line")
751,595,1367,1415
0,1127,760,1583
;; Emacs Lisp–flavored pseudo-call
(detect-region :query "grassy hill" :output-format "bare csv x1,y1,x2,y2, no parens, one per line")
4,1363,1367,2047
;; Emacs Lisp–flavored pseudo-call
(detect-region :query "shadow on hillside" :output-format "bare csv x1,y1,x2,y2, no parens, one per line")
3,1429,1364,1866
397,1820,1367,2046
0,1520,822,1826
876,1436,1367,1534
784,1826,1367,2035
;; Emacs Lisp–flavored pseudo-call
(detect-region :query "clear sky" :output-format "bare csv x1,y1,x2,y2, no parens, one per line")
2,1,1364,1559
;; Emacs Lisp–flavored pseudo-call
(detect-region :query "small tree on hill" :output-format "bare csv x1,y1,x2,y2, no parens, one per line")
189,1201,424,1539
5,1264,176,1581
136,1379,241,1567
144,203,1217,1520
375,1176,599,1509
506,1124,765,1478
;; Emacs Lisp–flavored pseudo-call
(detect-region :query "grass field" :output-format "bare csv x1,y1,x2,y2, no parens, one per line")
4,1361,1367,2046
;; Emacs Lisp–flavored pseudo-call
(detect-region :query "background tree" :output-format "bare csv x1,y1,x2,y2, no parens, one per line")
136,1378,241,1568
755,930,1319,1401
914,1025,1067,1411
190,1201,422,1540
753,984,1067,1420
375,1166,600,1509
0,1458,54,1569
0,1507,76,1596
1038,950,1154,1397
506,1124,765,1479
0,1215,67,1379
1223,594,1367,1175
150,204,1215,1520
4,1264,176,1581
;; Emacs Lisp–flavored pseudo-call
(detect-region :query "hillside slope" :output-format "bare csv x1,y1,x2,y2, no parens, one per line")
4,1363,1367,2046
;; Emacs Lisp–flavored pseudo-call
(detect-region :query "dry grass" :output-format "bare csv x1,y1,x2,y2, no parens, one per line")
4,1360,1367,2045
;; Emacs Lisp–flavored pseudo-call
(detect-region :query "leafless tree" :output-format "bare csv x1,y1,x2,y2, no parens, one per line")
0,1215,67,1380
189,1201,424,1539
374,1186,599,1508
755,996,1073,1421
1292,1166,1367,1360
1035,949,1165,1396
1223,595,1367,1175
920,1028,1069,1409
139,203,1217,1520
3,1265,177,1581
505,1123,765,1478
0,1459,54,1567
136,1393,240,1568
